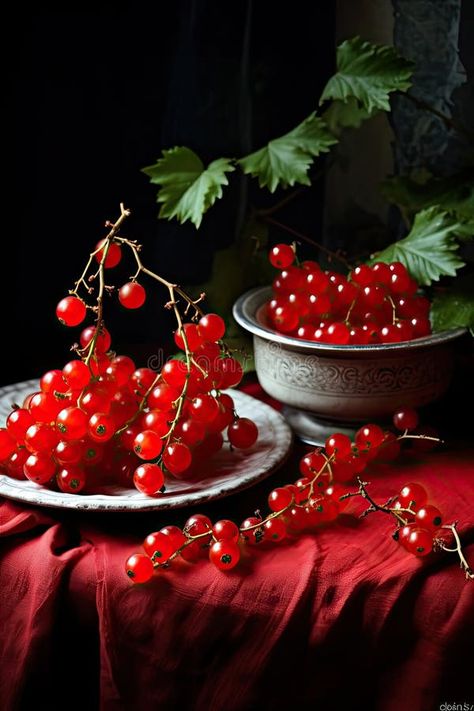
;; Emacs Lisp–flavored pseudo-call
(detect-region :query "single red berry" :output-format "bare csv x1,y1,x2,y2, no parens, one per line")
160,525,187,553
95,239,122,268
56,407,89,441
143,531,174,563
56,296,87,327
133,430,163,460
162,442,192,476
397,483,428,511
133,463,165,495
240,517,264,545
184,514,212,543
57,465,86,493
212,519,240,542
198,313,226,342
6,409,34,441
23,453,57,484
40,370,69,395
404,527,433,557
118,282,146,309
80,325,112,353
63,360,91,390
268,487,293,512
393,408,419,431
209,540,241,570
264,517,287,542
125,553,154,583
227,418,258,449
415,505,443,531
325,433,353,460
269,243,295,269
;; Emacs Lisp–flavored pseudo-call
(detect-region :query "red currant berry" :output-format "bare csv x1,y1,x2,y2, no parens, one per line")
227,418,258,449
6,409,34,441
184,514,212,543
325,433,352,460
54,440,84,465
129,368,157,398
393,408,419,431
23,453,57,484
118,282,146,309
269,243,295,269
398,483,428,511
133,463,165,495
40,370,69,395
355,424,385,451
56,407,89,441
264,517,287,542
240,517,264,545
209,540,241,570
56,296,87,327
162,442,192,476
63,360,91,390
415,505,443,531
80,325,112,353
125,553,154,583
198,313,226,342
88,413,116,442
133,430,163,460
268,487,293,512
174,323,203,352
160,525,187,552
212,519,240,542
143,531,174,563
25,423,58,453
95,239,122,268
57,465,86,493
404,527,433,557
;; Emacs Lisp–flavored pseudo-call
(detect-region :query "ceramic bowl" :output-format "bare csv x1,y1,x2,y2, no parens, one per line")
233,286,466,445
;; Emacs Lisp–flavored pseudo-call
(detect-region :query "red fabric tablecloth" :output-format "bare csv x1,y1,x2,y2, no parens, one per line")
1,387,473,711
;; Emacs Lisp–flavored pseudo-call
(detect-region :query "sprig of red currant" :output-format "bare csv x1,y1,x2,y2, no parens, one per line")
0,205,259,494
266,242,431,344
125,408,473,583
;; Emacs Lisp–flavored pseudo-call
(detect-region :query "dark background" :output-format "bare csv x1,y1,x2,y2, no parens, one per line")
4,2,336,384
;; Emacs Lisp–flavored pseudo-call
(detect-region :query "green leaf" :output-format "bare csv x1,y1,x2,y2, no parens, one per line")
431,277,474,333
142,147,235,228
320,36,414,113
381,171,474,228
369,207,466,285
323,97,377,134
238,112,337,192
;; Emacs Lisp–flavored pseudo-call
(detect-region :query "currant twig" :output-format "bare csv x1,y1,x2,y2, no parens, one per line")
434,523,474,580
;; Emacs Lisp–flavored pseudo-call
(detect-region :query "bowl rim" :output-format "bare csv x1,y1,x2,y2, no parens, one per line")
233,286,467,354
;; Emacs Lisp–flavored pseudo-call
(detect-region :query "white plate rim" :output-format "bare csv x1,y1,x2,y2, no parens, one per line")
0,379,293,512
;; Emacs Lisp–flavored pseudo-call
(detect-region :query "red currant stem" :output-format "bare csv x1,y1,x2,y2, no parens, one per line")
237,496,296,533
344,299,357,325
385,294,398,325
397,431,444,445
260,216,353,270
307,452,335,500
434,523,474,580
153,529,216,568
344,478,413,526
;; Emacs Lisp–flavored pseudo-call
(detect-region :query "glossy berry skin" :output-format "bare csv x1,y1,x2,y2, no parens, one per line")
162,442,192,475
209,540,241,570
88,413,116,442
133,463,165,495
355,424,385,451
268,487,293,512
198,313,226,342
240,517,264,545
160,525,187,553
404,528,433,557
264,517,287,542
40,370,69,395
57,465,86,493
269,243,295,269
325,433,352,460
54,440,83,465
125,553,154,583
95,239,122,268
227,418,258,449
133,430,164,461
212,519,240,543
184,514,212,541
299,451,327,478
23,453,57,484
62,360,91,390
143,531,174,563
397,483,428,511
25,423,58,453
174,323,203,352
393,408,419,431
415,505,443,531
118,282,146,309
56,296,87,327
6,409,34,441
80,326,112,353
56,407,89,441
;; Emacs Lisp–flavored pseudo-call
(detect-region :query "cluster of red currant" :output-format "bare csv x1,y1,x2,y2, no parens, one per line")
266,243,431,344
0,206,258,494
125,408,473,583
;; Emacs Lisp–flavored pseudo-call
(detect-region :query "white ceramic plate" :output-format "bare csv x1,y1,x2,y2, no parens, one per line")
0,379,292,511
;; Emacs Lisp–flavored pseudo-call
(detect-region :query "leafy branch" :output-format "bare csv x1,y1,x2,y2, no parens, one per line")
143,37,413,228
